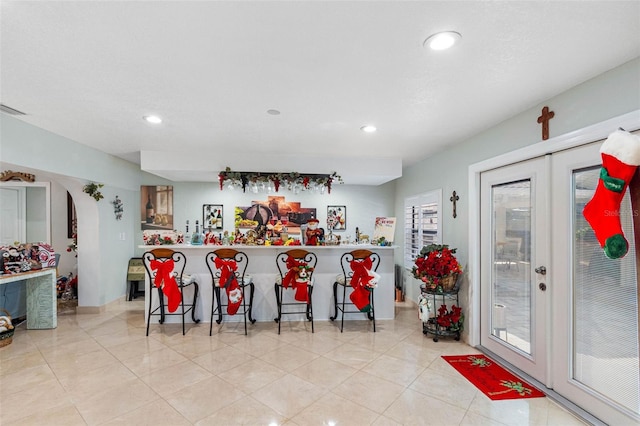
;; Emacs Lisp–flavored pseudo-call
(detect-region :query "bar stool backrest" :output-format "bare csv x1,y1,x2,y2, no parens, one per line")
339,249,381,281
142,248,187,284
276,249,318,281
206,248,249,284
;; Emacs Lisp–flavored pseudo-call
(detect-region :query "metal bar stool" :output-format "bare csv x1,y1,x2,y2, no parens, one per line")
205,248,255,335
142,248,200,336
274,249,317,334
330,249,380,332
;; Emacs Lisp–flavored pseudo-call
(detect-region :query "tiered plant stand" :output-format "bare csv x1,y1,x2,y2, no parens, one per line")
421,284,461,342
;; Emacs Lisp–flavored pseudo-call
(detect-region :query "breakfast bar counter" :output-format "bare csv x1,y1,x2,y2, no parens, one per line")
138,245,396,324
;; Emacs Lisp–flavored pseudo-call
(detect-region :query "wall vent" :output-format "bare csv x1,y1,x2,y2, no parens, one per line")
0,104,26,115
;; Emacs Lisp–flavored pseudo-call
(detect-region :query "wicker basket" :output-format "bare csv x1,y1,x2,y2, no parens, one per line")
0,308,14,348
0,329,14,348
440,274,458,292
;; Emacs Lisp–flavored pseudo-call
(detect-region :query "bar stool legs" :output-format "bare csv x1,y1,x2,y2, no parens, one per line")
206,249,255,336
330,249,379,332
274,249,317,334
143,249,200,336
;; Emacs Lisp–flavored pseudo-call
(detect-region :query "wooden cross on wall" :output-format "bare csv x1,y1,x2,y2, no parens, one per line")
537,106,555,140
450,191,459,218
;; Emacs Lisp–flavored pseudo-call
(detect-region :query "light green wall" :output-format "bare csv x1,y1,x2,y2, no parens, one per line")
394,57,640,303
135,179,396,256
1,57,638,308
1,116,141,307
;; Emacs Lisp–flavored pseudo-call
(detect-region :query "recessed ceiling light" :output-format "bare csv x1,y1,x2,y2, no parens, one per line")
423,31,461,50
267,109,281,115
143,115,162,124
361,125,377,133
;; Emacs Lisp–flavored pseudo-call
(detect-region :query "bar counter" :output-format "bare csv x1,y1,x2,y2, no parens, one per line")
138,244,396,325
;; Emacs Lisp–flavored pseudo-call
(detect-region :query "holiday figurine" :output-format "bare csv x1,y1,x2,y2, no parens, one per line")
293,264,314,302
305,218,323,246
583,129,640,259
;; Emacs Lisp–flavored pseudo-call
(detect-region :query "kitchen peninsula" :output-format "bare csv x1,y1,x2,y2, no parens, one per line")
138,244,396,325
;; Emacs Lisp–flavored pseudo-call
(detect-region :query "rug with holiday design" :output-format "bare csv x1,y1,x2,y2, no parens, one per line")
442,354,545,401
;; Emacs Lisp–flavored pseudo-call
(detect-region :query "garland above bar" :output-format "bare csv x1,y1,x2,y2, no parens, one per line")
218,167,343,194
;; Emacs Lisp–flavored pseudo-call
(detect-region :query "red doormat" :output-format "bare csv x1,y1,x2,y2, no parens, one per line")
442,354,545,400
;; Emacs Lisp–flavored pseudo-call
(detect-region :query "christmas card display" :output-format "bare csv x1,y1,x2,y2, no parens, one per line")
373,217,396,243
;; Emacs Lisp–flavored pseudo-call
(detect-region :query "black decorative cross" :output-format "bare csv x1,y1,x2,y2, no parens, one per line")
450,191,459,218
537,106,555,140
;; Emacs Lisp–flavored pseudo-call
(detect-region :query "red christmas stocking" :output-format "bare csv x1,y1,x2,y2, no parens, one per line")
215,258,243,315
294,281,309,303
350,286,372,312
226,281,242,315
583,130,640,259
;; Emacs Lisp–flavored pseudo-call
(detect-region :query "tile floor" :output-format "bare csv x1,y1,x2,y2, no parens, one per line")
0,299,587,425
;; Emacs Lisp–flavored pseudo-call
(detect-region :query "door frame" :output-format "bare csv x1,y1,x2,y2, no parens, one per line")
467,110,640,351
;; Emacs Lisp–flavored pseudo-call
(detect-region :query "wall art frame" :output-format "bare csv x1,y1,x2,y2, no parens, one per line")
203,204,224,231
327,205,346,231
140,185,173,230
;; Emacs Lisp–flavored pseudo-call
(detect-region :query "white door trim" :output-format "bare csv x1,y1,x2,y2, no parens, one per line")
468,110,640,347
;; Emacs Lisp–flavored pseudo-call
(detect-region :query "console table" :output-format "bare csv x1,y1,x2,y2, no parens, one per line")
0,268,57,329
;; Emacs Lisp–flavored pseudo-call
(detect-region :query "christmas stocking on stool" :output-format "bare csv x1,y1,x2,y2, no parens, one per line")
215,257,243,315
224,276,242,315
583,130,640,259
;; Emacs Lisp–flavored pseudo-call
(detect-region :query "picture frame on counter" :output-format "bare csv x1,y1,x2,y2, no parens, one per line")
203,204,224,230
327,205,346,231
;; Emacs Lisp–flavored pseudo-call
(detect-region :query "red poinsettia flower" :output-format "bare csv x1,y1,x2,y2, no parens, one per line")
435,304,463,330
412,245,462,286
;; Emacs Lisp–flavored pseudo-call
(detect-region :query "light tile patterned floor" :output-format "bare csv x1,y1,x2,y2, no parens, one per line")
0,299,587,425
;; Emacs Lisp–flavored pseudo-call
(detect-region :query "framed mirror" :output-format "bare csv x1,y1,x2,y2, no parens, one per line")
0,181,51,245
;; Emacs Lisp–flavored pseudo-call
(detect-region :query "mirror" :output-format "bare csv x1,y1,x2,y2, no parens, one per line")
0,181,51,245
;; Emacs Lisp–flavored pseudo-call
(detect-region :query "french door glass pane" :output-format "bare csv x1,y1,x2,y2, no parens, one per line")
573,167,639,414
491,180,532,354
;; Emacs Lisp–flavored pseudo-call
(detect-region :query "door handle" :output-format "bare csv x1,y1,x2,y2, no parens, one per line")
535,266,546,275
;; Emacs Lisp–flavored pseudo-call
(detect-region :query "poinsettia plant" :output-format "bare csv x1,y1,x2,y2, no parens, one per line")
436,304,464,331
412,244,462,287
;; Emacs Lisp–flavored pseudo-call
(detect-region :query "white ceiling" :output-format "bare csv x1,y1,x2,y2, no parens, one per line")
2,1,639,185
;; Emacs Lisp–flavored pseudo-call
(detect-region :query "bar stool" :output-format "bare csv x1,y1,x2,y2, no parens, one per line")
142,248,200,336
274,249,317,334
330,249,380,332
205,248,255,335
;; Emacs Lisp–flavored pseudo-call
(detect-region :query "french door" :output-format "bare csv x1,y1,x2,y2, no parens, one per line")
480,157,549,384
480,140,640,424
551,141,639,425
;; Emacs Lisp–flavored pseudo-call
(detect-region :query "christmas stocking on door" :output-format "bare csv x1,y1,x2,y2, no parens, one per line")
583,130,640,259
